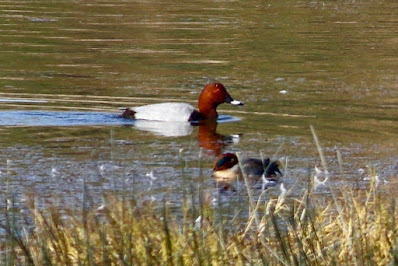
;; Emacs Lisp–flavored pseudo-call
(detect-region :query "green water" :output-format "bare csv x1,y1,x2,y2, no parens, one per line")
0,0,397,210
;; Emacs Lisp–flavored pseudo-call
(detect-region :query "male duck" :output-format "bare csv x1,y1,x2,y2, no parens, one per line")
213,153,282,184
121,82,243,122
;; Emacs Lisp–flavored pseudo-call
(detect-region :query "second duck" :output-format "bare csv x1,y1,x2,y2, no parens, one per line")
213,153,282,184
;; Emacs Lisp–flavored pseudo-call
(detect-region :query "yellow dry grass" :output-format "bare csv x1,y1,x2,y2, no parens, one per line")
2,169,396,265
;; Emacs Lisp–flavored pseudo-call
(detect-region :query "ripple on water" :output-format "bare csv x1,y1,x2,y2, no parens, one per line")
0,111,240,128
0,110,134,127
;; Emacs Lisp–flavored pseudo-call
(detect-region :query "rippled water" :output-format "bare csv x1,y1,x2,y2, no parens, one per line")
1,0,398,214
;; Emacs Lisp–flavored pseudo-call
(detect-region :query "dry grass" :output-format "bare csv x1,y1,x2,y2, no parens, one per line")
0,170,397,265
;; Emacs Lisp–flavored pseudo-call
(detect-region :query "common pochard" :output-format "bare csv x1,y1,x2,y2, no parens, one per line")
121,82,243,122
213,153,282,184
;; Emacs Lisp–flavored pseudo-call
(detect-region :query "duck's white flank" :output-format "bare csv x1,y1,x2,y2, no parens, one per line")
133,102,196,122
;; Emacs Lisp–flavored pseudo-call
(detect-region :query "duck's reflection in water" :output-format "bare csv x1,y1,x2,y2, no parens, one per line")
132,119,240,156
197,120,240,157
133,119,194,137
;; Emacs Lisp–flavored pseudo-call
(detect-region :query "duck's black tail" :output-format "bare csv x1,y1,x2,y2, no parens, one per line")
119,108,136,119
264,158,282,177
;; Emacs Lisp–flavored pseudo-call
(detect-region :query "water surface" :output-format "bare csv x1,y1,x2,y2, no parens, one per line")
0,0,398,214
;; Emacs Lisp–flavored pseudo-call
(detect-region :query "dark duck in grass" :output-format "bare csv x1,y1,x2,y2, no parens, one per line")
212,153,282,186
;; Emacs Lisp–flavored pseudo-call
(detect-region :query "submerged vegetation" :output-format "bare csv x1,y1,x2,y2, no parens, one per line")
0,167,397,265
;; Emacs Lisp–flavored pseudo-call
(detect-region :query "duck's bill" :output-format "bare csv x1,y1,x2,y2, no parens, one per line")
225,94,244,106
230,100,243,106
